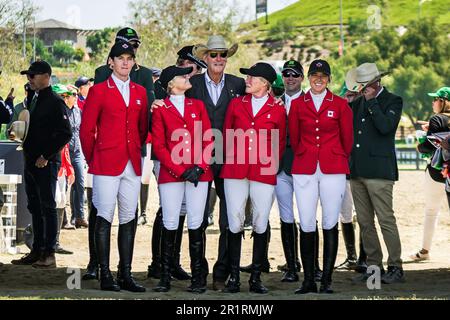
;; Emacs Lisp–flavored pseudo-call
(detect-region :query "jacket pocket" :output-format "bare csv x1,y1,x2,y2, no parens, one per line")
96,141,116,151
332,147,347,157
370,146,391,157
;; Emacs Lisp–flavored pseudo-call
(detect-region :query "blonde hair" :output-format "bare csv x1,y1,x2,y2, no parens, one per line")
167,78,177,95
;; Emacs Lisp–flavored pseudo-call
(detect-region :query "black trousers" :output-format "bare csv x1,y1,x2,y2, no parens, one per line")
203,171,229,282
24,160,59,254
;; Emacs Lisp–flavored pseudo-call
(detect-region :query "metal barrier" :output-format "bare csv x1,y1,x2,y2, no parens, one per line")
396,147,427,170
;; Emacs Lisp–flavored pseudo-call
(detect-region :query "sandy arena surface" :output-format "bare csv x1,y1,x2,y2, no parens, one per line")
1,171,449,300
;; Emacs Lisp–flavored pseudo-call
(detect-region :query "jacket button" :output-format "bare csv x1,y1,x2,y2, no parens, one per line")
249,147,252,151
317,144,320,147
128,140,130,143
316,128,319,131
184,133,188,136
184,124,187,128
250,139,253,142
185,141,189,144
250,131,254,134
316,120,319,123
362,119,365,122
356,144,360,148
316,136,319,139
186,149,190,152
358,131,362,134
251,122,255,126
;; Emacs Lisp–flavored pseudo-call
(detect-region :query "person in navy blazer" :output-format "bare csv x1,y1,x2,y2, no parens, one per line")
288,59,353,294
80,41,148,293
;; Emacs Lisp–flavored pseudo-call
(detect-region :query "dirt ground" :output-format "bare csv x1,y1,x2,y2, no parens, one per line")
1,170,449,300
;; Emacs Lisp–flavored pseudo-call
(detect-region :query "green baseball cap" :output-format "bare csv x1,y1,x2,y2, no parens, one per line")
52,84,76,96
428,87,450,100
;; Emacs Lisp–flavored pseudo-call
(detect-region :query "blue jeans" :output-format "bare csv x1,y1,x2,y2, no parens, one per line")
69,150,85,220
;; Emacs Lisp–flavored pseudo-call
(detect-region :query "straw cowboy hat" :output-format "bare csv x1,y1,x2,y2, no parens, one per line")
355,63,390,89
193,35,238,60
344,68,362,93
8,109,30,143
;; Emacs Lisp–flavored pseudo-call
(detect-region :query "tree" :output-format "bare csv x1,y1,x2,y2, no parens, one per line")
86,28,115,57
52,41,75,65
390,55,444,127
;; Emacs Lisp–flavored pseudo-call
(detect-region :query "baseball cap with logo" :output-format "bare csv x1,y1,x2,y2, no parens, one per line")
20,60,52,76
307,59,331,77
109,41,136,59
177,45,208,69
75,76,94,88
116,27,141,44
240,62,277,84
282,60,304,76
428,87,450,100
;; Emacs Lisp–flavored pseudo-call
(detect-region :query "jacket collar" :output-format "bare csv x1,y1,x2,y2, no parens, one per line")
163,96,193,121
241,94,276,119
303,89,334,114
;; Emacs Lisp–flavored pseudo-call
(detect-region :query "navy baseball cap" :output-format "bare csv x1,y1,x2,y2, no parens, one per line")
177,45,207,69
308,59,331,77
74,76,94,88
158,65,193,91
240,62,277,84
109,41,136,59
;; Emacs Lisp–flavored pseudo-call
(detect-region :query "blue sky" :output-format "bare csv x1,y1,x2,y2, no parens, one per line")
33,0,298,30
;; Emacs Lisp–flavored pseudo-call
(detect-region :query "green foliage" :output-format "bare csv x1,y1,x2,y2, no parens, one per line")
268,19,296,42
86,28,115,57
52,41,75,65
347,17,367,37
73,48,85,62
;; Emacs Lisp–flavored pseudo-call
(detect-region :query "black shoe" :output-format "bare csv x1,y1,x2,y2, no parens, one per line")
281,270,299,282
355,258,368,273
240,261,270,274
381,266,405,284
82,262,99,280
248,231,269,294
100,269,121,292
319,282,334,294
171,265,191,281
336,258,358,270
96,217,120,292
147,262,161,279
11,250,41,265
295,281,318,294
55,244,73,255
223,230,242,293
187,227,206,294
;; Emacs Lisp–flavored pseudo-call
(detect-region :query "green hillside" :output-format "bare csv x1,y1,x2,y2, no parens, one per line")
254,0,449,29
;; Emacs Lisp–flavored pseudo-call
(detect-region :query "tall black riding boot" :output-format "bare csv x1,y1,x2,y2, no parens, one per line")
336,222,357,270
314,223,323,282
249,231,269,294
187,227,207,293
153,227,177,292
171,215,191,280
83,200,99,280
320,224,339,294
280,221,299,282
278,222,302,272
137,184,149,225
240,223,271,274
147,207,163,279
295,229,318,294
117,219,146,292
55,208,73,254
223,230,242,293
356,234,368,273
95,216,120,291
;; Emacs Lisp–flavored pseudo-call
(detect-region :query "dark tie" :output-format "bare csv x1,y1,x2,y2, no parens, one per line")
28,95,37,113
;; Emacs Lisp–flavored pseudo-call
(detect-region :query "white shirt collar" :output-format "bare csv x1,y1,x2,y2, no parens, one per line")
111,73,130,87
376,86,384,98
205,71,225,86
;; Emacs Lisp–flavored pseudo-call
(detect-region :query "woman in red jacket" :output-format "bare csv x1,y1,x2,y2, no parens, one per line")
289,59,353,294
151,65,213,294
220,63,286,294
80,41,148,293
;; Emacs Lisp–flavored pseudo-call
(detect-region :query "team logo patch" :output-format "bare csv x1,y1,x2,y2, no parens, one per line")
191,113,196,118
122,43,129,49
316,62,322,67
327,111,334,118
136,99,141,105
267,114,271,119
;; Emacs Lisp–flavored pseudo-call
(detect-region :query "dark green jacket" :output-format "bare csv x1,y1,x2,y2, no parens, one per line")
349,87,403,181
94,63,155,157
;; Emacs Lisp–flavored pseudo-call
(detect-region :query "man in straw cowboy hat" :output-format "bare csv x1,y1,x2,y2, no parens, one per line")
188,35,246,290
348,62,405,284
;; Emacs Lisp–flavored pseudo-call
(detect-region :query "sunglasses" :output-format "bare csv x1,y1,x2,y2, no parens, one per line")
209,51,228,59
282,71,301,78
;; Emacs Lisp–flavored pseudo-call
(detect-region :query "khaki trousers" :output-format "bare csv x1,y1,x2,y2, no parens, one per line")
350,177,402,268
